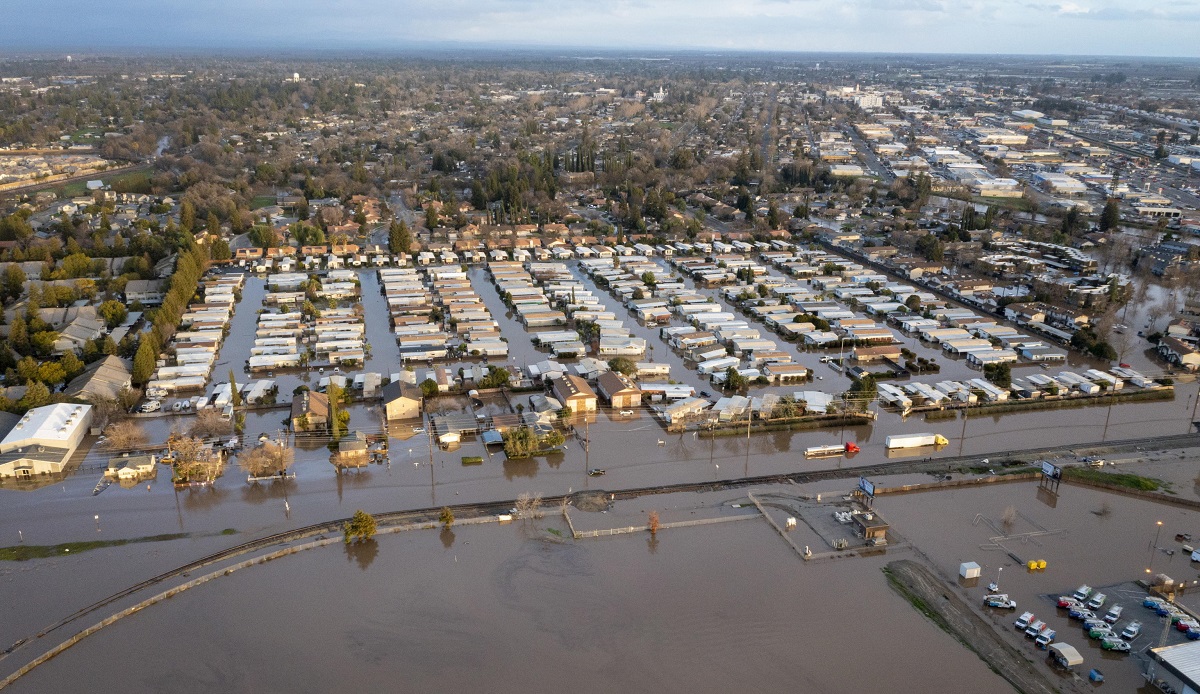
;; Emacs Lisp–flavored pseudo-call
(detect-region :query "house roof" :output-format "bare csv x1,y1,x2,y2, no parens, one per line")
551,374,596,403
291,389,329,421
596,371,639,398
64,355,132,401
381,380,422,403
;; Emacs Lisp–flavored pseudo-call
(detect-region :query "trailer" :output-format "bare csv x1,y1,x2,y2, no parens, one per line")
885,433,949,449
804,442,860,458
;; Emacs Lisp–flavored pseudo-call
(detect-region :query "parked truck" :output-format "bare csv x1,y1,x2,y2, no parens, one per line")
885,433,950,449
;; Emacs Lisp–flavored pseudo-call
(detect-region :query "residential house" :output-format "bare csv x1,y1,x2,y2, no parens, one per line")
382,381,423,420
595,371,642,409
550,374,597,413
291,390,329,432
124,279,166,306
63,355,132,402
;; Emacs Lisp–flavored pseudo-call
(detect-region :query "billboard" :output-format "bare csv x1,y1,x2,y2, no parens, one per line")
858,476,875,497
1041,461,1061,480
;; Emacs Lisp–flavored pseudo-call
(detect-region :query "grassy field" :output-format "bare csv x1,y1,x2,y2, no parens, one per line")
0,532,189,561
250,195,277,210
31,166,153,198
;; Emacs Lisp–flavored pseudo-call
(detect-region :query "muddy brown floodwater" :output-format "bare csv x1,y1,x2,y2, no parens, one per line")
4,516,1015,694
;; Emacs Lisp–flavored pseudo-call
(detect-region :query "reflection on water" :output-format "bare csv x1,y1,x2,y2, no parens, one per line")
344,539,378,571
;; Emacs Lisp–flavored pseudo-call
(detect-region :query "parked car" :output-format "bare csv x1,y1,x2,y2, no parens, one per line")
1101,638,1131,653
618,410,634,416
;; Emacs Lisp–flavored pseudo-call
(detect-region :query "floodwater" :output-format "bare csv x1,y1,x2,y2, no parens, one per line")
2,259,1198,670
874,478,1200,692
3,512,1015,694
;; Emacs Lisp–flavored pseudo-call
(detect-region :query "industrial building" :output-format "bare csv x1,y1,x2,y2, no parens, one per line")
0,404,94,480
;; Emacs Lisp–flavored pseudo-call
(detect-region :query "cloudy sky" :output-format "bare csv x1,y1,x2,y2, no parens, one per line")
9,0,1200,57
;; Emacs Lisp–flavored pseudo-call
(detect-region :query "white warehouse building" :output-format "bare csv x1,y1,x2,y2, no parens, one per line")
0,404,94,480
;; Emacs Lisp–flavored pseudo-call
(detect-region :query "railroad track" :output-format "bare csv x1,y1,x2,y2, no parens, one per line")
4,430,1198,665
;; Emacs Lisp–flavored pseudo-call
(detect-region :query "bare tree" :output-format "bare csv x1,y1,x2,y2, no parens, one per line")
237,442,294,477
1000,505,1017,531
171,436,223,483
648,511,661,536
190,409,232,439
514,492,544,520
102,421,149,451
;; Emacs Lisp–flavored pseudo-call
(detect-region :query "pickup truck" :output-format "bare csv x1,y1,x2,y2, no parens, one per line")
985,594,1017,609
1015,611,1035,630
1024,620,1047,638
1035,629,1057,648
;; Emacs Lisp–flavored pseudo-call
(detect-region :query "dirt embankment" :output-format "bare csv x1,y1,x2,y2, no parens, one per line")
884,559,1069,694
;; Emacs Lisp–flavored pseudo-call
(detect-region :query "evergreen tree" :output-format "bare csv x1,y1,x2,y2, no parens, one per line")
132,337,156,384
1099,198,1120,232
388,220,412,254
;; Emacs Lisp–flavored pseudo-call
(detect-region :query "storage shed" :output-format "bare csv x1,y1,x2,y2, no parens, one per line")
959,562,982,579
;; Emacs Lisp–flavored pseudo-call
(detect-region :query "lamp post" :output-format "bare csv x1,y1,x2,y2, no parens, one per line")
94,515,100,532
1152,520,1164,549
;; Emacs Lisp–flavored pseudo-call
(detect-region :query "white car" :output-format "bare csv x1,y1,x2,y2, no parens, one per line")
618,410,634,416
140,400,162,413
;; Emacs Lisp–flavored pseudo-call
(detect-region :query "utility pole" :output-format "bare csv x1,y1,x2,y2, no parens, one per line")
584,417,590,471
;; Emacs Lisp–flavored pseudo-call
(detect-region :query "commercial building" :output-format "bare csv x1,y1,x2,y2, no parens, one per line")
0,404,94,480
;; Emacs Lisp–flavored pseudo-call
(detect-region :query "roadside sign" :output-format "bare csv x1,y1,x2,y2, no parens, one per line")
1041,461,1061,479
858,476,875,498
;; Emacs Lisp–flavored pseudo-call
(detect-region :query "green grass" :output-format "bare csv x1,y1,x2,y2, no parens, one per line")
0,533,189,561
250,195,276,210
30,165,153,198
1063,467,1164,492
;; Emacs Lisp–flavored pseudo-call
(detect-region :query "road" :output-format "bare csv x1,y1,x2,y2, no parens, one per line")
842,125,895,183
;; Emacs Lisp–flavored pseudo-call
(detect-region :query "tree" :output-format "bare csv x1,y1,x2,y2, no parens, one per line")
102,420,149,450
189,409,232,439
723,366,749,392
439,506,455,529
1,264,25,302
608,356,637,376
97,300,128,329
648,510,661,536
915,234,944,262
60,352,84,381
477,366,511,389
17,381,51,411
170,436,222,483
131,338,157,384
1099,198,1120,232
180,200,196,232
238,441,294,477
229,368,242,407
904,294,922,311
419,378,439,399
983,362,1012,388
388,220,412,255
344,509,377,544
210,237,232,261
424,204,439,230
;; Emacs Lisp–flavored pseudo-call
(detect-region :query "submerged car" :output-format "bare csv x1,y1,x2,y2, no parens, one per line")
587,468,606,477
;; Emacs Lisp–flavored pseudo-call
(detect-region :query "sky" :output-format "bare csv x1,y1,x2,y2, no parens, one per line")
8,0,1200,57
